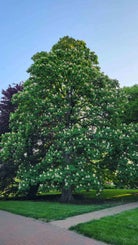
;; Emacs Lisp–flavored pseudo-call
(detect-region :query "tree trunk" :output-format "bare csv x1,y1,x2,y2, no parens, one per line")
27,184,39,199
60,187,74,203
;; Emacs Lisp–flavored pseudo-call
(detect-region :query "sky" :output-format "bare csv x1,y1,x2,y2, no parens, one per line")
0,0,138,94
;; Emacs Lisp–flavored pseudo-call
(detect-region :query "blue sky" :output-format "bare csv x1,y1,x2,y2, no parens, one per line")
0,0,138,94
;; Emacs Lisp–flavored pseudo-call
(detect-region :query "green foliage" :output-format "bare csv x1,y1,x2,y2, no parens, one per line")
100,123,138,188
122,84,138,124
0,36,137,200
0,83,23,135
0,83,23,193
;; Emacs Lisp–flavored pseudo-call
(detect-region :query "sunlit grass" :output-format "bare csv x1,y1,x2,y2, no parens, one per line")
71,208,138,245
78,189,138,202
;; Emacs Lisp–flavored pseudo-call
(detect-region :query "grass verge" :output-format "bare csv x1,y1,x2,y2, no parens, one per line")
0,189,137,222
71,208,138,245
0,200,113,222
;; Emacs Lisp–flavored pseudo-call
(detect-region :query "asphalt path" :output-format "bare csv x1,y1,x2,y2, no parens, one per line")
0,210,106,245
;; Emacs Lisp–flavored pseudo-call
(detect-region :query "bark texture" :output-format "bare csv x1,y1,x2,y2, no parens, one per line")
60,187,74,203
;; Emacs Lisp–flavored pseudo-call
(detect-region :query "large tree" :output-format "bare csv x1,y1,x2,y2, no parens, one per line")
121,84,138,124
1,37,136,201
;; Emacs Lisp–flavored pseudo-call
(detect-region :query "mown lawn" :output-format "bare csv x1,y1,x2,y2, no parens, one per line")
0,189,137,222
0,200,113,221
71,208,138,245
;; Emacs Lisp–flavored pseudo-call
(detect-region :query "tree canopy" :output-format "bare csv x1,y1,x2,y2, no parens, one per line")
0,37,137,201
121,84,138,124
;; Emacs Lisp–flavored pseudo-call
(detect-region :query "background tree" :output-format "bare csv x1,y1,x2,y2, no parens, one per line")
0,83,23,194
1,37,137,201
116,128,138,189
99,123,138,188
0,83,23,135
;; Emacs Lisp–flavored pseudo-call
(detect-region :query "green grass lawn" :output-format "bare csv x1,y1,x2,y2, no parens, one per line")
0,200,114,221
71,208,138,245
0,189,137,222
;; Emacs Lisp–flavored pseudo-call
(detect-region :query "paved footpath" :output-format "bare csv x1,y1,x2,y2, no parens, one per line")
0,210,106,245
0,202,138,245
51,201,138,229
